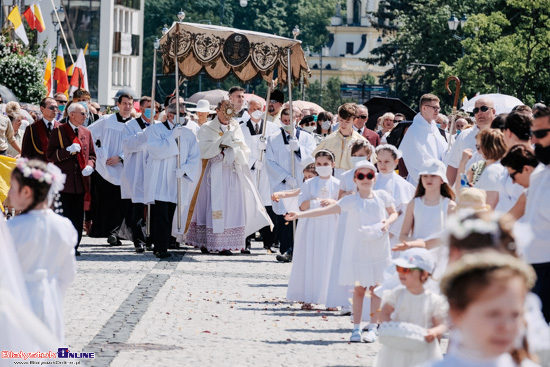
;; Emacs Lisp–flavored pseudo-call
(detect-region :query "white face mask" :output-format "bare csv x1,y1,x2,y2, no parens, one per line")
302,125,315,133
283,124,293,133
315,165,333,177
321,120,331,130
350,156,366,166
251,110,263,120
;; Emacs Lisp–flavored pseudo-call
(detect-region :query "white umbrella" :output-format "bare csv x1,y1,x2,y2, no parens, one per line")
461,93,524,115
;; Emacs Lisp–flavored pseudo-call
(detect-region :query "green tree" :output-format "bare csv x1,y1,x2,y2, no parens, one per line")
433,0,550,106
365,0,506,109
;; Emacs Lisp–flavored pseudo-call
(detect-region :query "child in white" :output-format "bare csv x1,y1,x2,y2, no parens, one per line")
376,248,447,367
286,161,398,343
374,144,415,246
287,150,340,309
6,159,77,343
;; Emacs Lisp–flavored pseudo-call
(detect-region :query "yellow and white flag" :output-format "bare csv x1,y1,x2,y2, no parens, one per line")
8,6,29,46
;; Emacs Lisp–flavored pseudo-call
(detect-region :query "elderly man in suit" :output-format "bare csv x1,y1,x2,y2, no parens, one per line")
21,97,61,161
47,103,96,255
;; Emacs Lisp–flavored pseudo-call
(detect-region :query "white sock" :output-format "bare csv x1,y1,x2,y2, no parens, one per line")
353,323,361,331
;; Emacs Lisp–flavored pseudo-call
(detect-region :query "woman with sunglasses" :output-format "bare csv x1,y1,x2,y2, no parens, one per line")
375,248,446,367
286,160,398,343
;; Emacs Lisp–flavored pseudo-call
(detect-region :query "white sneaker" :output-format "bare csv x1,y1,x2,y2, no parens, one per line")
362,324,378,343
350,329,362,342
337,306,352,316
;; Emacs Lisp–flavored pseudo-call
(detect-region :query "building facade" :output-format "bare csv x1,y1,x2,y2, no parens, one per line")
37,0,144,105
307,0,390,84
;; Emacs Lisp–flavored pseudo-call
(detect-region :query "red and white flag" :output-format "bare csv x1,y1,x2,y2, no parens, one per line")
69,48,88,95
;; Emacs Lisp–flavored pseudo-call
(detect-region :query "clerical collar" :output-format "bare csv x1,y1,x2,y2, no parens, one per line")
68,121,78,132
116,113,132,123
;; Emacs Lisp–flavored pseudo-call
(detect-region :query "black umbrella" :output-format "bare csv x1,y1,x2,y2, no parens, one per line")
0,84,18,103
364,97,416,130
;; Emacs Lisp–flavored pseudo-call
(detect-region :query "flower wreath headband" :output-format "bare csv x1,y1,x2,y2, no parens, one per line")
375,144,402,160
15,158,66,203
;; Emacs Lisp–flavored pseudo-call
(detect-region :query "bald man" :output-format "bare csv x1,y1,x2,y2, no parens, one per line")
446,97,496,185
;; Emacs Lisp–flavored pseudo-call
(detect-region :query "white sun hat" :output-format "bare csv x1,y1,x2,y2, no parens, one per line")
353,160,377,176
187,99,215,113
393,248,435,274
418,159,448,183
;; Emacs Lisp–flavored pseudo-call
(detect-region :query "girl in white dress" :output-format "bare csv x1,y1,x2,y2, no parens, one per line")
374,144,415,246
376,248,447,367
338,140,375,198
286,151,340,309
426,252,539,367
395,160,456,281
6,159,77,342
286,161,398,343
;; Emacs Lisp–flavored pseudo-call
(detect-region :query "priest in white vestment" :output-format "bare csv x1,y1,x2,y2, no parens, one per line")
143,118,201,258
399,94,448,186
240,98,280,252
186,100,272,255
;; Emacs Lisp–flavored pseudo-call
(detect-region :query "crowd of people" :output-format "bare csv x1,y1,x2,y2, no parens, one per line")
1,85,550,366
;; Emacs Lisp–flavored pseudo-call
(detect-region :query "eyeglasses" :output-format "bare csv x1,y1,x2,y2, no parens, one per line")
473,105,491,114
55,100,68,104
530,128,550,139
510,170,520,182
395,266,421,274
393,119,403,123
355,115,368,119
425,105,440,112
47,106,58,111
304,122,316,127
355,172,375,180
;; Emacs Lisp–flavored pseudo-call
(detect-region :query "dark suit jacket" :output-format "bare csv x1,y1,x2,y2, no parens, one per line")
47,123,96,195
361,127,381,147
21,119,61,161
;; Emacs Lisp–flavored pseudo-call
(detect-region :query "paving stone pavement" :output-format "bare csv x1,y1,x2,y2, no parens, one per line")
63,235,442,367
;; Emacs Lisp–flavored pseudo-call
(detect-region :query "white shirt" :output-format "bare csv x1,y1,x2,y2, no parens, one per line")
447,125,480,168
475,162,523,213
400,113,448,186
522,164,550,264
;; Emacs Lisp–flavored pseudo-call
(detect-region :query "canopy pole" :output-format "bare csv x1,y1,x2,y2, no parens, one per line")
146,39,159,238
287,47,296,238
174,32,183,232
256,75,274,183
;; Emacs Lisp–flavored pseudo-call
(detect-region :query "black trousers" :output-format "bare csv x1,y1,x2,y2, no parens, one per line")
532,262,550,323
274,213,294,255
89,172,125,237
60,192,84,249
123,201,146,245
151,201,176,254
245,206,278,249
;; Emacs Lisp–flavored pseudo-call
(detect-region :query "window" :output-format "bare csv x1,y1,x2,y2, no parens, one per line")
112,57,119,86
346,42,354,54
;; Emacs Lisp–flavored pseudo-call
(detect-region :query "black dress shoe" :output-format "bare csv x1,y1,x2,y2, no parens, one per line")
200,247,210,254
75,250,81,256
219,250,233,256
276,252,292,263
134,244,145,253
240,249,251,254
155,252,171,259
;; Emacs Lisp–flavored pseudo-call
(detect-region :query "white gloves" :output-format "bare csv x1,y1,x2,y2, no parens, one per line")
66,143,81,154
81,165,94,176
254,160,263,171
289,139,299,152
285,176,297,188
257,140,267,150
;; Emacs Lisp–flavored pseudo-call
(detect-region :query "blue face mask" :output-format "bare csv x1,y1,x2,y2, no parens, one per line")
456,129,462,135
58,105,65,113
436,123,441,130
143,109,152,119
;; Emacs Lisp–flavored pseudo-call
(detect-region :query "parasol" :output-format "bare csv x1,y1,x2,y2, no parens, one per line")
244,93,266,107
461,93,524,115
0,85,18,103
187,89,229,105
283,100,324,113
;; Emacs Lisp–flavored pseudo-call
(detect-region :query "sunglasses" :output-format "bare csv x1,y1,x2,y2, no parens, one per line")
396,266,421,274
55,100,68,104
355,172,375,181
393,120,402,123
530,128,550,139
47,106,59,111
473,105,490,114
304,122,316,127
355,115,368,119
